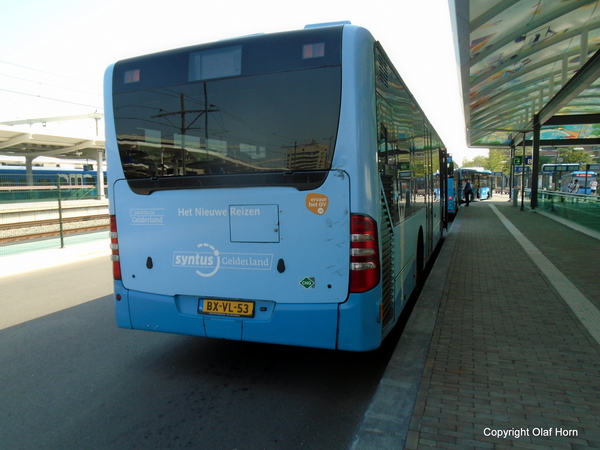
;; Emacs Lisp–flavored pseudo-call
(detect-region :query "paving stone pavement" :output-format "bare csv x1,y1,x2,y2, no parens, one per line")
405,197,600,449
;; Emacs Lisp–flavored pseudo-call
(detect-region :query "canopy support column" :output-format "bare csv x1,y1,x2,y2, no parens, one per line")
96,150,105,200
509,145,515,200
25,156,34,186
530,114,541,209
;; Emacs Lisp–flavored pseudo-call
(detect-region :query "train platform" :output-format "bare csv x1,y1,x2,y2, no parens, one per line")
0,231,109,278
0,197,108,213
352,194,600,450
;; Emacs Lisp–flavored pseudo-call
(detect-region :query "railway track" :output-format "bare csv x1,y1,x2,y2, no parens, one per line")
0,214,110,245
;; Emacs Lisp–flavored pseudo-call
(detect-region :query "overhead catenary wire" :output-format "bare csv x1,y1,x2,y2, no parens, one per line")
0,60,104,114
0,72,103,98
0,60,102,87
0,88,103,110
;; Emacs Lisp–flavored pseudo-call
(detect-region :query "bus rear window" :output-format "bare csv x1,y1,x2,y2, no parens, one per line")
112,66,341,190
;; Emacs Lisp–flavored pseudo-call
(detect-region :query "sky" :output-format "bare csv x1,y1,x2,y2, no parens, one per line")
0,0,487,164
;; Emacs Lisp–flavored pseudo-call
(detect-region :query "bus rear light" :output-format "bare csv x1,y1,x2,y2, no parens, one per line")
349,214,380,293
110,215,122,281
351,248,376,257
351,261,377,270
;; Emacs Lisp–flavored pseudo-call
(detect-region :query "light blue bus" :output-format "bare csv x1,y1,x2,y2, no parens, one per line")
105,22,445,351
457,167,492,203
434,155,458,219
560,171,597,194
447,156,459,217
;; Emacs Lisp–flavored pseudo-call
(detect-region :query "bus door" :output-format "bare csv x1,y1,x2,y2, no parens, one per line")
439,148,448,228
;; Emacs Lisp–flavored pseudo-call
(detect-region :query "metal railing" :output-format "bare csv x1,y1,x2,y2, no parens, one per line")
0,185,108,202
536,190,600,233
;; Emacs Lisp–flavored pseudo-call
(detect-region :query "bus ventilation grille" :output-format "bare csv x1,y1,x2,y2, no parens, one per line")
379,188,395,328
378,55,389,88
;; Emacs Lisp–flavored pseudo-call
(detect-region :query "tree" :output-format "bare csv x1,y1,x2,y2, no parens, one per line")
556,148,594,164
461,149,511,173
487,148,511,173
461,154,488,167
461,147,594,173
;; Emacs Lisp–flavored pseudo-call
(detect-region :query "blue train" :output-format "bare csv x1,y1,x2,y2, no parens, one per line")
0,165,106,187
0,165,107,201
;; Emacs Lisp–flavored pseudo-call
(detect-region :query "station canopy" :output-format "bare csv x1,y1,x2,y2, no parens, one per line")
453,0,600,148
0,125,104,163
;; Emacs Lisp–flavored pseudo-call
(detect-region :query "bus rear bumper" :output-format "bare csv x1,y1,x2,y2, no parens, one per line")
114,283,385,351
337,289,383,351
114,283,342,349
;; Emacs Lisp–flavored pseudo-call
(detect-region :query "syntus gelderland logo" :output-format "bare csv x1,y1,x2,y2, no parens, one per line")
173,244,274,277
173,243,220,277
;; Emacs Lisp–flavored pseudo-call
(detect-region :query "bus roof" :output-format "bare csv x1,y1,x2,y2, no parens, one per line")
459,167,491,174
568,171,597,176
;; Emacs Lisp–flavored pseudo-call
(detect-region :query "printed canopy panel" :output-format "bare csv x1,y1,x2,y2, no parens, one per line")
454,0,600,147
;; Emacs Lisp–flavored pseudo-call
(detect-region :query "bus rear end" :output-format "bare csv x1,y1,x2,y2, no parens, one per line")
105,26,382,350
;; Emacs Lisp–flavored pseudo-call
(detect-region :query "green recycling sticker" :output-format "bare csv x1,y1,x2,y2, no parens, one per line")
299,277,315,289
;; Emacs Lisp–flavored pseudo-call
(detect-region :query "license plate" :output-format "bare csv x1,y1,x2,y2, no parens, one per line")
199,299,255,318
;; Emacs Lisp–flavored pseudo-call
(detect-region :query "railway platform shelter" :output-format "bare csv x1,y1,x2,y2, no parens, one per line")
352,194,600,449
0,118,105,199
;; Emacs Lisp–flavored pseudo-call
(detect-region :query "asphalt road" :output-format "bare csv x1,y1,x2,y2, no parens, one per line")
0,256,402,450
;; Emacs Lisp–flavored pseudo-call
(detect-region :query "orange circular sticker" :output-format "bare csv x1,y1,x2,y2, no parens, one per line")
306,194,329,215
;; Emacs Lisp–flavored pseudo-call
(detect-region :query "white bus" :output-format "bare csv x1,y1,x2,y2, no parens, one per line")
105,22,446,351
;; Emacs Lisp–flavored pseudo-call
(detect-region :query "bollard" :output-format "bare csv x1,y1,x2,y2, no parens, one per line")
512,188,519,207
